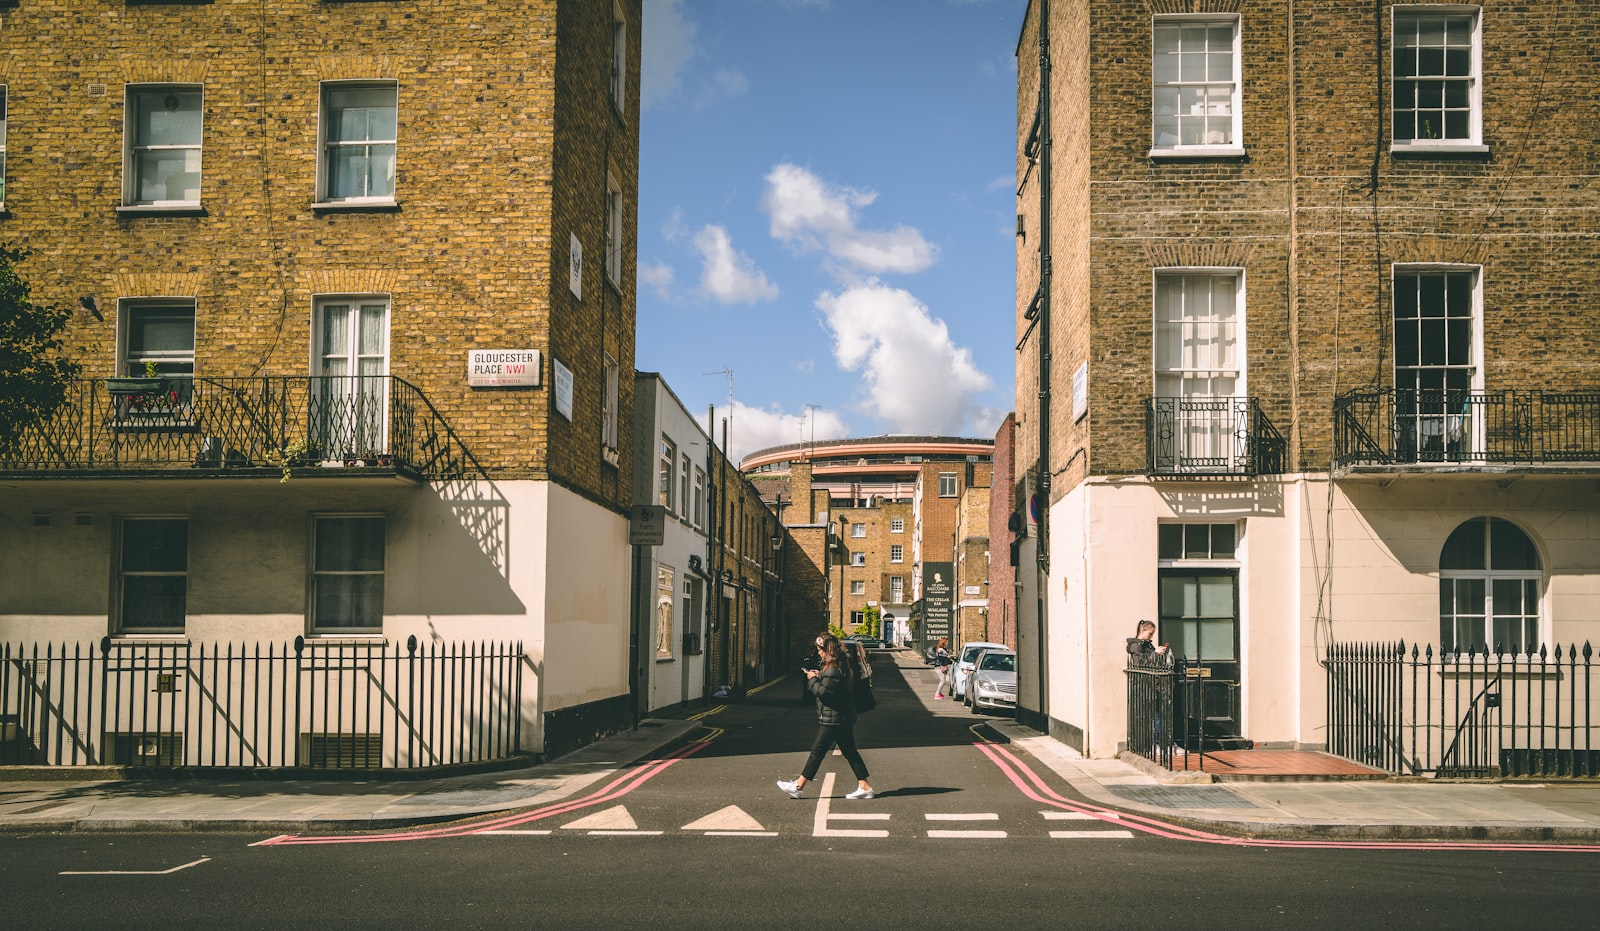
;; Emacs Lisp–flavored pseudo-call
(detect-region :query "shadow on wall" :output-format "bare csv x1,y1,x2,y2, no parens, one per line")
1154,480,1285,519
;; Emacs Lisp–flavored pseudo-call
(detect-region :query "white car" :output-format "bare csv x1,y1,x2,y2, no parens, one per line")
950,641,1006,700
963,649,1017,714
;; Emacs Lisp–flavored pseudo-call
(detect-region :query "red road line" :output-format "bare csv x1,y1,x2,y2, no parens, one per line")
975,741,1600,854
258,739,710,846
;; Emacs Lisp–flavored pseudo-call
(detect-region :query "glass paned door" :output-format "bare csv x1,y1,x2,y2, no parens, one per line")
1159,570,1241,742
1155,274,1240,471
315,300,389,459
1393,270,1477,462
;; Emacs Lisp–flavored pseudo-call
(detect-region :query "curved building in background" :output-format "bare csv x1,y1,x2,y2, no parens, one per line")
742,436,994,656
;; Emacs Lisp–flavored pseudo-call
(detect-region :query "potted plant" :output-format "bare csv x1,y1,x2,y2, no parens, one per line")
106,360,191,419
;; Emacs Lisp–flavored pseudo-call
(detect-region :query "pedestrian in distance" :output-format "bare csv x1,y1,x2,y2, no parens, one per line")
932,636,953,699
777,634,875,801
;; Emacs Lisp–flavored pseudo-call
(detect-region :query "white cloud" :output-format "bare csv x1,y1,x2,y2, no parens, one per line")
817,281,993,435
641,0,696,110
715,401,851,464
693,225,779,304
763,164,939,275
694,68,750,110
639,260,675,300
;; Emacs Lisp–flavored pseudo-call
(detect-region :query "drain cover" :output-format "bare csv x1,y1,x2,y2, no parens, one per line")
1106,784,1257,809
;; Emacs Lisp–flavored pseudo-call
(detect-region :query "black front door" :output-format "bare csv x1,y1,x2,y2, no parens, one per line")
1158,569,1241,745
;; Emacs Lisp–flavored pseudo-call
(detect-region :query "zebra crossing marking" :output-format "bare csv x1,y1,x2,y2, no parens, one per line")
1050,830,1135,839
813,773,889,838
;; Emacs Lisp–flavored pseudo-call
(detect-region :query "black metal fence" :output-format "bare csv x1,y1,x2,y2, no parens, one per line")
1125,652,1228,772
1326,641,1597,777
1334,388,1600,468
1145,396,1286,476
0,375,477,481
0,637,524,769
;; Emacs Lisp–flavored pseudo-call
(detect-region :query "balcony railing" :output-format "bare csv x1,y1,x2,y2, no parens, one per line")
0,376,477,481
1145,396,1286,476
1334,388,1600,469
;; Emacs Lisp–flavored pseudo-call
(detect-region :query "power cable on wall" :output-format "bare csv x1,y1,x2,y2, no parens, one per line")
249,0,291,377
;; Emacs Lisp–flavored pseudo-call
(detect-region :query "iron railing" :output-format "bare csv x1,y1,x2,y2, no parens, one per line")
1325,641,1596,777
1334,388,1600,468
0,375,478,481
1125,652,1229,772
1146,397,1286,476
0,637,524,769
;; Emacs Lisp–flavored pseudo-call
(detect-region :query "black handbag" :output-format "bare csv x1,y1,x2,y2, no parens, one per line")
853,676,877,713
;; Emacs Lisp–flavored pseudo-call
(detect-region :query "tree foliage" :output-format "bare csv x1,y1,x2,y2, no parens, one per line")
0,246,81,455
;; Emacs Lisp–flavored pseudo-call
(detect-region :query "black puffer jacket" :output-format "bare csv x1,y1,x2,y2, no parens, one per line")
807,660,857,725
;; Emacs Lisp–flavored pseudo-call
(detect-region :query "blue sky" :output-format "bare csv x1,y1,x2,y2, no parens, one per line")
638,0,1025,461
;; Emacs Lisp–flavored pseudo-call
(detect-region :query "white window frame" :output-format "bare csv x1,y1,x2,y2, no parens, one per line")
889,576,904,602
1150,14,1243,158
938,473,958,497
316,80,398,206
115,516,188,634
1153,269,1247,472
119,299,197,378
605,171,623,286
610,2,628,117
659,437,676,511
312,295,391,457
850,580,866,596
851,522,866,538
656,565,675,659
1391,6,1484,153
679,454,692,517
1391,264,1484,459
890,544,904,564
122,84,203,209
850,552,866,567
890,518,904,534
693,467,706,528
311,514,386,633
602,353,620,454
1439,518,1544,656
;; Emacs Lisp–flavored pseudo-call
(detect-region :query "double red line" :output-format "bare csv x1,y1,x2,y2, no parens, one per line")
975,740,1600,853
256,739,710,847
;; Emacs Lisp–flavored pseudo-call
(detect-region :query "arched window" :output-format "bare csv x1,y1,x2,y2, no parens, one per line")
1438,517,1542,654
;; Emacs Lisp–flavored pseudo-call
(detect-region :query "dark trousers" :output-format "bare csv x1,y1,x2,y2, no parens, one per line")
801,722,870,782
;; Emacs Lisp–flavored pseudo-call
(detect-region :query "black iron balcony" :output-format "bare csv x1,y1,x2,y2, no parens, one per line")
0,375,477,480
1333,388,1600,469
1145,397,1286,477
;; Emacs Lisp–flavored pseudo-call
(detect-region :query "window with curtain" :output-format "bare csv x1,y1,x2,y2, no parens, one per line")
320,82,397,202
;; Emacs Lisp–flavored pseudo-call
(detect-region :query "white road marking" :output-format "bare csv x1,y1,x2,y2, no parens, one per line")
829,812,891,821
927,830,1007,839
1050,830,1135,839
1041,811,1097,820
925,813,1000,821
682,805,766,832
561,804,636,831
482,830,553,836
586,830,664,836
61,856,210,876
705,831,780,837
814,773,888,838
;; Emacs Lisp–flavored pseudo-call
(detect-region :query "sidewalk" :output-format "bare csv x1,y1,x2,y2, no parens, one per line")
0,719,702,834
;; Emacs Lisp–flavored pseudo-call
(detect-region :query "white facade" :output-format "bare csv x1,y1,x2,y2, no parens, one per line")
631,374,713,712
1041,473,1600,759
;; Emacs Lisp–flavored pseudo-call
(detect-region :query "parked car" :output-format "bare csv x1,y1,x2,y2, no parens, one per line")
951,641,1006,700
963,649,1017,714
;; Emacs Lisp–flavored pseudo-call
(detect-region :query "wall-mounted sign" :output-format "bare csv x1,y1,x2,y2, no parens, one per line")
630,505,667,546
553,358,574,420
568,233,583,300
923,562,954,642
964,585,981,595
468,349,541,388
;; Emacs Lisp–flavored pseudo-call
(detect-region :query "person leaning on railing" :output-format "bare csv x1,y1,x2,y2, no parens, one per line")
1126,620,1171,756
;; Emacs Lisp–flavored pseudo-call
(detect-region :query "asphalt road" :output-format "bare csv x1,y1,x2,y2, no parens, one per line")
3,654,1599,929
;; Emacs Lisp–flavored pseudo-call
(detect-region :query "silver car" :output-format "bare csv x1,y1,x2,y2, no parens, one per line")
962,649,1017,714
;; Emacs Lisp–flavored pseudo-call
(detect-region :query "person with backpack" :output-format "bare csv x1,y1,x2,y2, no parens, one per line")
932,636,954,699
777,634,875,801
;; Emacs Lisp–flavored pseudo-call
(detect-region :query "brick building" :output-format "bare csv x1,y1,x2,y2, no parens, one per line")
1013,1,1600,760
986,414,1019,650
0,0,643,763
744,436,994,654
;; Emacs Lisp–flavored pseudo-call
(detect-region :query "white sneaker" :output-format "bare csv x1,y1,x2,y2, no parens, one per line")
776,779,802,799
845,786,874,800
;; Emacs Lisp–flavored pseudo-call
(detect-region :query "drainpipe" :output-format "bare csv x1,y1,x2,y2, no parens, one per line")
1032,0,1054,732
